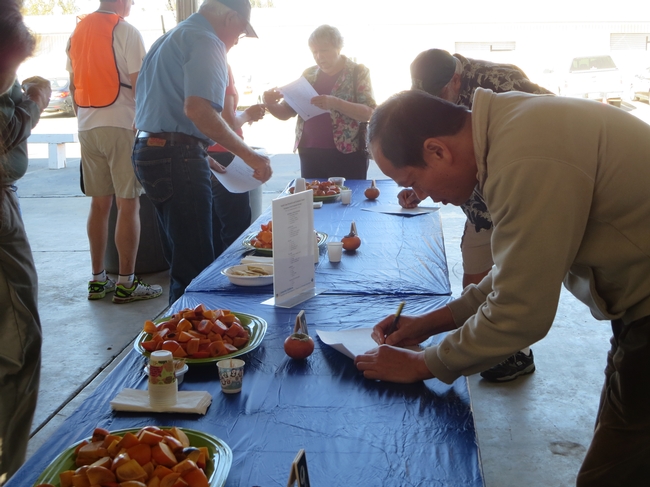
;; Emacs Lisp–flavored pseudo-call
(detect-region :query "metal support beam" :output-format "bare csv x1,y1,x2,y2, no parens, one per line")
176,0,198,23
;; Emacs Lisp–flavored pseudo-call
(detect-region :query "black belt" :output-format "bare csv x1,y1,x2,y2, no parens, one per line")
136,131,207,148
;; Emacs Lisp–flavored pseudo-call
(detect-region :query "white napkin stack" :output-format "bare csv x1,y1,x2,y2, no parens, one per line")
110,389,212,414
240,255,273,265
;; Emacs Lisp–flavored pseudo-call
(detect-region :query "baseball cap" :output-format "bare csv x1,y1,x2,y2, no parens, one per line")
219,0,257,38
410,49,457,96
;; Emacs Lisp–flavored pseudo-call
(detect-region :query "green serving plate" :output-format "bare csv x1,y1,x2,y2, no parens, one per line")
135,311,267,365
242,230,328,256
33,427,232,487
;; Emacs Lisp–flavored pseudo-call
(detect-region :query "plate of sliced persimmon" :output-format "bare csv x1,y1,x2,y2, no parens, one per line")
33,425,231,487
288,180,346,202
242,220,327,256
135,305,267,365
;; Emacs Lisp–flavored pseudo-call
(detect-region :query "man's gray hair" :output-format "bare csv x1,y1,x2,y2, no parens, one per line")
308,25,344,50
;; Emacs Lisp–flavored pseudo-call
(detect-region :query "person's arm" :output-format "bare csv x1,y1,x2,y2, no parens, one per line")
184,96,272,182
262,88,296,121
0,80,49,155
310,95,373,122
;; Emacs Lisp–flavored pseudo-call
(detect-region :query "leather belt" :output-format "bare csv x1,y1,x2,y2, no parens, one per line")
136,131,207,148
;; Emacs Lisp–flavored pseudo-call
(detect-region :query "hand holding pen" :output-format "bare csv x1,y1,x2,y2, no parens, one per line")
371,301,406,345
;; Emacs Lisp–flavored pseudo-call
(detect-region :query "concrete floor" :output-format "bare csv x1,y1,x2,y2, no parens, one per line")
19,114,611,487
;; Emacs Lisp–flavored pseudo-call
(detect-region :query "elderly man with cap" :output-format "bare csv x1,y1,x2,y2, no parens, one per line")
132,0,271,304
398,49,553,382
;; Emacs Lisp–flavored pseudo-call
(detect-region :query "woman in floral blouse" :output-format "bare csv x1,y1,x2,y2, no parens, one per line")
263,25,376,179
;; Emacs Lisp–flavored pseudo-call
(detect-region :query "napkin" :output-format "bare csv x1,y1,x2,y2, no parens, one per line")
240,255,273,265
110,389,212,414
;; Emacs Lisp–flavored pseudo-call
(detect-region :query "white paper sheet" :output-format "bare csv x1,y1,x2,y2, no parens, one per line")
361,204,439,216
279,77,329,121
316,328,379,359
211,155,263,193
316,328,424,360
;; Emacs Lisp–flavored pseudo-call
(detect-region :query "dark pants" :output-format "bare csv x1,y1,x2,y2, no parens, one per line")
132,140,215,304
0,187,42,482
577,315,650,486
209,151,251,258
298,147,369,180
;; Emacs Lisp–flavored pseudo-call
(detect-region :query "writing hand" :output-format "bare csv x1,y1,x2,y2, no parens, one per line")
397,188,421,209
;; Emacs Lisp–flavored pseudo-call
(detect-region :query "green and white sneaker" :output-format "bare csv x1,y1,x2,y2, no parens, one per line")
112,277,163,304
88,277,116,300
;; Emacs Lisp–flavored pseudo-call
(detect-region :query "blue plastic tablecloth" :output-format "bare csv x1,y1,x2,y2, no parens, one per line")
187,180,450,297
11,293,483,487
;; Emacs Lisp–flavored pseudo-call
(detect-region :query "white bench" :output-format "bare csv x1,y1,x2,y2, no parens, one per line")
27,133,79,169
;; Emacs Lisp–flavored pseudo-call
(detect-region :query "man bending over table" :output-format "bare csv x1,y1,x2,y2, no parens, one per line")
355,89,650,485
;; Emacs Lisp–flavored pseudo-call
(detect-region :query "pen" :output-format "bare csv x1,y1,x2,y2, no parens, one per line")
385,301,405,337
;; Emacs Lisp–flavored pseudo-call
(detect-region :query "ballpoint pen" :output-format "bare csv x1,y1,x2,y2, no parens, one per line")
385,301,405,337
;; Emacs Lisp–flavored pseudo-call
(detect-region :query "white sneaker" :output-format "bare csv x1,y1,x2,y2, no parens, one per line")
112,277,163,304
88,277,116,300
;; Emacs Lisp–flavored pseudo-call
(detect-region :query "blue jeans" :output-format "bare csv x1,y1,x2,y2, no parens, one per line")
209,152,251,257
132,140,215,304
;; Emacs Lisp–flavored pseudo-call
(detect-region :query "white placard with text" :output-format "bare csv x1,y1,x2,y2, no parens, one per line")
265,190,318,308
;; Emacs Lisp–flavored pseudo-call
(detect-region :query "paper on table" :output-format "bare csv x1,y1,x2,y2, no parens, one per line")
361,204,439,216
110,389,212,414
316,328,380,359
210,154,263,193
241,255,273,265
278,77,329,121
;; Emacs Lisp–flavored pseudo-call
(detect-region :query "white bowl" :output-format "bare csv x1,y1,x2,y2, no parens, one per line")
222,264,274,287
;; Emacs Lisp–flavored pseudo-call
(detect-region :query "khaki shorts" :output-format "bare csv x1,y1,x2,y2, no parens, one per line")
460,220,494,275
79,127,142,198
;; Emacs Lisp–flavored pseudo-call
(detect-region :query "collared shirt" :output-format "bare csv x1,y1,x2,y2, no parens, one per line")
454,54,554,233
135,13,227,143
294,56,376,154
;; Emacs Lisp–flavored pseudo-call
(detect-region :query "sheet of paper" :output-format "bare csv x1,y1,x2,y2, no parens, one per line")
271,190,316,307
361,204,439,216
315,328,379,360
279,77,329,121
211,155,263,193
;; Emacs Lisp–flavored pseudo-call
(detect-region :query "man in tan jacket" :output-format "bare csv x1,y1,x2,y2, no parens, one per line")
356,88,650,485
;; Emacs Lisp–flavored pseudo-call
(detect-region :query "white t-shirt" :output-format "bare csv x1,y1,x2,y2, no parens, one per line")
67,16,146,131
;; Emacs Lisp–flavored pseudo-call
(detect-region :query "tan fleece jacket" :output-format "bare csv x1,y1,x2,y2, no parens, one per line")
425,88,650,384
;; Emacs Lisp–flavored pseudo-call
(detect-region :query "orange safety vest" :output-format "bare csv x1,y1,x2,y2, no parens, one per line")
68,11,132,108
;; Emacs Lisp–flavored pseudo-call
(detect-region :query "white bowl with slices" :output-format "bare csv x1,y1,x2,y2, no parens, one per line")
222,264,274,286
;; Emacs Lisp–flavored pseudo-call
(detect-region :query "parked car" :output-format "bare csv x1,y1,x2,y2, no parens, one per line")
629,66,650,102
558,55,623,107
45,77,75,116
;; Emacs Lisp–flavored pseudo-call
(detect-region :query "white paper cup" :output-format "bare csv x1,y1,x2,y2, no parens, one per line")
340,189,352,205
327,241,343,262
328,176,346,186
148,350,178,407
217,359,245,394
295,178,306,192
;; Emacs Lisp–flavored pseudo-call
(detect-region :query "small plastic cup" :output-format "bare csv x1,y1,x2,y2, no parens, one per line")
328,176,346,186
327,241,343,263
340,189,352,205
294,178,306,193
217,359,245,394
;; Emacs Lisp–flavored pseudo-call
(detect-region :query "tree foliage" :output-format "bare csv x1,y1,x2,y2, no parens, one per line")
23,0,78,15
251,0,274,6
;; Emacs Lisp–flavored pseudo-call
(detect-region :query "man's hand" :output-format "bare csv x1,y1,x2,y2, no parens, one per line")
208,156,226,174
397,188,421,209
371,313,436,347
21,76,51,112
243,151,272,183
243,103,265,123
262,88,282,105
355,346,434,383
310,94,337,111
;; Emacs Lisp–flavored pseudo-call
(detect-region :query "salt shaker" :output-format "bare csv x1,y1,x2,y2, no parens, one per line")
148,349,178,407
